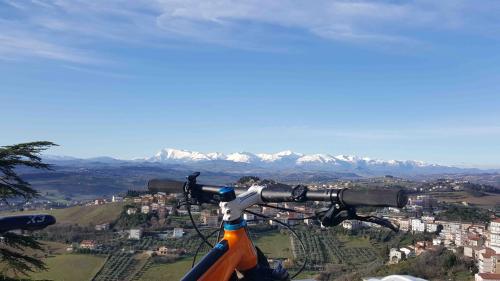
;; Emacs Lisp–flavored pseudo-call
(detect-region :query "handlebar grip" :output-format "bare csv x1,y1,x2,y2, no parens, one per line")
148,179,185,193
339,189,407,208
260,183,296,202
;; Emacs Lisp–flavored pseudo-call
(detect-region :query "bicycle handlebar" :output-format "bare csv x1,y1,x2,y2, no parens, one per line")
147,179,407,208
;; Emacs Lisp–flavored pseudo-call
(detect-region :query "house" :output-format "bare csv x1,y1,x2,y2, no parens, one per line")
80,240,97,250
398,219,410,232
112,196,123,202
489,218,500,253
172,228,184,238
464,245,479,258
475,273,500,281
129,228,143,240
426,223,438,233
94,199,105,205
342,220,362,230
95,223,110,231
478,248,498,273
141,205,150,214
243,213,255,222
127,208,137,215
432,238,443,246
468,235,484,247
400,247,415,258
156,246,185,256
411,219,426,233
202,214,219,227
389,248,406,264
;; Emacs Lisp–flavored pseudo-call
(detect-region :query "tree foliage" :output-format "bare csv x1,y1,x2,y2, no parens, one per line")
437,204,490,223
0,141,56,278
0,142,56,200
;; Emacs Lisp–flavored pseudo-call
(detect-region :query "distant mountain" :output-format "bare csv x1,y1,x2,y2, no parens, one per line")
30,148,498,199
43,148,492,177
140,148,481,176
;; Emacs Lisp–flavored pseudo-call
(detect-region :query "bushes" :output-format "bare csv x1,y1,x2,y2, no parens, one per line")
437,205,490,223
372,247,476,280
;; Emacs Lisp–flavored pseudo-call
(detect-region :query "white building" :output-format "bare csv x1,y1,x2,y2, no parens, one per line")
478,248,497,273
389,248,406,264
95,223,110,231
172,228,184,238
127,208,137,215
398,219,410,232
432,238,443,246
411,219,426,233
243,213,255,221
141,205,150,214
426,223,438,233
475,273,500,281
342,220,363,230
112,196,123,202
203,215,219,227
129,228,143,240
489,219,500,253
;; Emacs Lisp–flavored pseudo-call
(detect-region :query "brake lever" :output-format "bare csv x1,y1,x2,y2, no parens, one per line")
183,172,219,205
349,213,400,232
317,205,399,232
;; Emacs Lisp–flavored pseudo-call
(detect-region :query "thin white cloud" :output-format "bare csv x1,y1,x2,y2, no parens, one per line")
1,0,500,63
0,34,100,64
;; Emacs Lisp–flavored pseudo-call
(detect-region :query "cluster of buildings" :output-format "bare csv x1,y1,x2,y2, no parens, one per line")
472,219,500,281
88,195,124,206
127,192,179,218
378,210,500,281
389,241,439,264
384,216,500,281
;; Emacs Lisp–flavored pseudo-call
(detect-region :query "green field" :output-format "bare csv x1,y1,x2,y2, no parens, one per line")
429,191,500,208
138,232,292,280
29,254,106,281
0,202,125,225
254,232,292,259
139,258,192,281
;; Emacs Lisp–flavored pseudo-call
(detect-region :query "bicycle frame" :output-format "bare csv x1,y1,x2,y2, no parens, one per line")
181,220,258,281
181,186,266,281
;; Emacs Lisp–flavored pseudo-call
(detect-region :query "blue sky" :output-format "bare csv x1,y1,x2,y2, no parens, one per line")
1,0,500,167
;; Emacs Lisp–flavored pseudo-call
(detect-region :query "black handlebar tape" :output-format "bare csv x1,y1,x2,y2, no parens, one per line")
339,189,408,208
148,179,185,193
0,214,56,232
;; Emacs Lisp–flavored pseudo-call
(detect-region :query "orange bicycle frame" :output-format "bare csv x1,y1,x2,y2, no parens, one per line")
181,221,258,281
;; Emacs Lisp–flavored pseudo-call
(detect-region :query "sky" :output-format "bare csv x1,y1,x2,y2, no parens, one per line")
1,0,500,168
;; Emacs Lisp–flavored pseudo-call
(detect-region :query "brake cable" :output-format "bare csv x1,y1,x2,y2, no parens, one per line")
191,225,222,268
184,186,214,249
244,210,307,279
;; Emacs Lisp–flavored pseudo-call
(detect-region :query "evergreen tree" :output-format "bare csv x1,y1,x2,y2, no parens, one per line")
0,141,57,279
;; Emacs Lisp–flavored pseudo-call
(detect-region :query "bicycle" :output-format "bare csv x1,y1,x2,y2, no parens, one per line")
148,172,408,281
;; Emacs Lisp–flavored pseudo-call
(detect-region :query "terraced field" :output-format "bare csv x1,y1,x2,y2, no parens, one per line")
291,228,381,270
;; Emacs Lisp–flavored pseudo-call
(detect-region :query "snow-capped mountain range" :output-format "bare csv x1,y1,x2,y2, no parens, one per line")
43,148,487,176
136,147,469,176
146,148,430,167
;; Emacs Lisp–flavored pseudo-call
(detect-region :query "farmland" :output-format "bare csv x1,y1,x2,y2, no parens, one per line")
428,191,500,209
0,202,125,225
291,228,381,270
29,254,106,281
